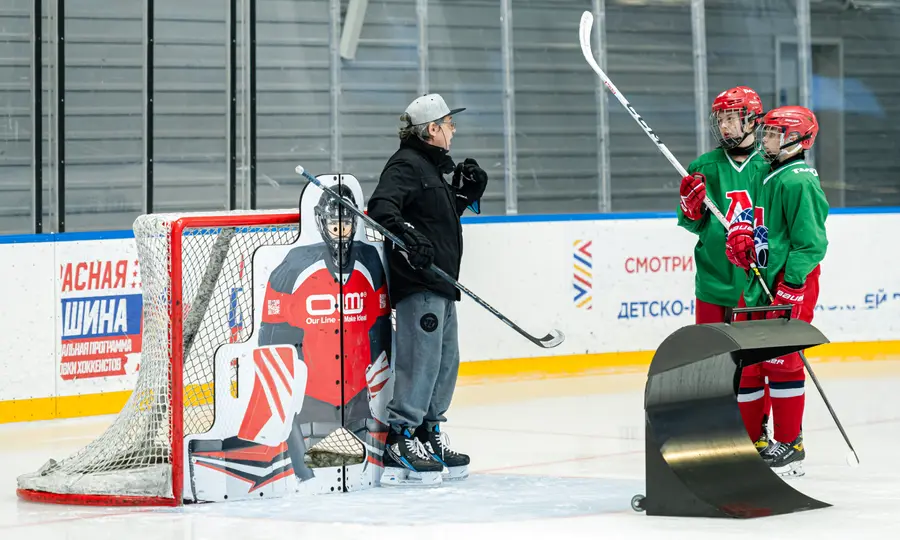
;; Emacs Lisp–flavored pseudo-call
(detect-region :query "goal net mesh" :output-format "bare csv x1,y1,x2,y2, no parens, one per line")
17,211,365,501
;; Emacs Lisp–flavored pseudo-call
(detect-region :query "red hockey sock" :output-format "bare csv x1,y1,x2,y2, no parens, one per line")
762,384,772,420
737,375,766,440
769,379,805,442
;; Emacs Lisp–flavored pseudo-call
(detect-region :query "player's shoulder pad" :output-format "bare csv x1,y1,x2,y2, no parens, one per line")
688,148,725,172
267,242,328,293
286,241,329,268
781,163,821,187
355,242,388,289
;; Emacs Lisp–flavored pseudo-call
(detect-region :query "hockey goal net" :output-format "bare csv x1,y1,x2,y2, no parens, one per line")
16,210,365,506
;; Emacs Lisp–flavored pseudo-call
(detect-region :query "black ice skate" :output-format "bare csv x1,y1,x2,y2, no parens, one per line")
762,432,805,477
755,414,771,455
416,424,469,481
381,426,443,487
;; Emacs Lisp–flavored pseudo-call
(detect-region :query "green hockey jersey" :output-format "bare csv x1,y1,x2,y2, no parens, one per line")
741,158,830,307
677,148,770,307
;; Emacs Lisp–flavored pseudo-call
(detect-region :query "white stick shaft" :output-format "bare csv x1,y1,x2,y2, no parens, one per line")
578,11,773,301
577,11,729,229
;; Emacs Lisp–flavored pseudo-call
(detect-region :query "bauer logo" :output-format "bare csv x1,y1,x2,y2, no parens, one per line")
58,256,143,381
572,240,593,310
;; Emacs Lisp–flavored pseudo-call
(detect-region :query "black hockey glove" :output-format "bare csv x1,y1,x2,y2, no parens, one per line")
397,222,434,270
452,158,488,190
452,158,488,214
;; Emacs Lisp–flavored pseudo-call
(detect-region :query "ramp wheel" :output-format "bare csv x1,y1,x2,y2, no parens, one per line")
631,494,645,512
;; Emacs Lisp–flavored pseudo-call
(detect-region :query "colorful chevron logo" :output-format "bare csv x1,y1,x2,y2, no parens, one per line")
573,239,593,310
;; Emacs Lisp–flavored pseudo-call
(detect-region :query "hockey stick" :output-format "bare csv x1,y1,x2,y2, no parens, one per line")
293,165,565,349
578,10,858,464
577,11,771,284
800,349,860,465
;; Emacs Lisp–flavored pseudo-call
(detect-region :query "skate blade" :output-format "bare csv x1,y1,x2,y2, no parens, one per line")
443,465,469,481
380,467,442,487
772,461,805,478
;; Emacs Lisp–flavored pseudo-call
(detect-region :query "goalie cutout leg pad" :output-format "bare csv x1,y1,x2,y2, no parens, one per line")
184,344,307,503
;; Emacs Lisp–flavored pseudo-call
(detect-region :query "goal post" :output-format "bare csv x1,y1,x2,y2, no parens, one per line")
17,174,393,506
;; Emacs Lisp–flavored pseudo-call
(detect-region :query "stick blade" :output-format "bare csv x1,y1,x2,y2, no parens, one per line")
579,11,593,51
578,11,601,74
536,329,565,349
580,10,593,31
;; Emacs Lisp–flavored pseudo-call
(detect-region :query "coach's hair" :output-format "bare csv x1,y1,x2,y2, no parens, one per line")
398,112,432,141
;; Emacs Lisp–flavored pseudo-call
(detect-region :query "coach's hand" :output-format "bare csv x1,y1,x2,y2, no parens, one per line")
398,222,434,270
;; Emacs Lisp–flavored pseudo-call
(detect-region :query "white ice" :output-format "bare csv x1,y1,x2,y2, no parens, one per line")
1,360,899,539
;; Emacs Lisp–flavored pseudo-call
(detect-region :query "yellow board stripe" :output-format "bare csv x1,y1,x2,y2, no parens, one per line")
2,340,898,424
0,391,132,425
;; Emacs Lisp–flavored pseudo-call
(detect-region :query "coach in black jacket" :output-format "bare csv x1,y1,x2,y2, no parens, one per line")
367,93,486,481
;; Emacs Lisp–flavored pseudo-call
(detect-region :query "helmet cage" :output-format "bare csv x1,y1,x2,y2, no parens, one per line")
314,187,357,269
754,123,806,163
709,107,759,150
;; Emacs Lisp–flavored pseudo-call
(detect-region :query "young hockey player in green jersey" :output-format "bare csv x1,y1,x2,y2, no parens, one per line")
676,85,772,453
725,105,829,477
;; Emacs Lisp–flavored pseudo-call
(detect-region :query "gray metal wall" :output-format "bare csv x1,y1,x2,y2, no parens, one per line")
1,0,899,234
0,1,37,232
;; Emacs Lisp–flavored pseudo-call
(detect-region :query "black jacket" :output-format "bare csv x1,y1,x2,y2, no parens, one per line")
367,135,486,307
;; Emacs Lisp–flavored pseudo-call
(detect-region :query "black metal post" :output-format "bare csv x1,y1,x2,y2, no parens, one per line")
56,0,65,232
228,0,237,210
144,0,154,213
33,0,43,233
249,0,257,209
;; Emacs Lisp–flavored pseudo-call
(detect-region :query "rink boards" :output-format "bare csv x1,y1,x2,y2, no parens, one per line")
0,208,897,423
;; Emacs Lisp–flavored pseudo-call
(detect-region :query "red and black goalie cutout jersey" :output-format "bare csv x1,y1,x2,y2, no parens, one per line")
257,241,391,407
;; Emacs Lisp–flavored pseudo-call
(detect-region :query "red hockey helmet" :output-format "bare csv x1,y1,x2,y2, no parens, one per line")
709,86,764,149
755,105,819,162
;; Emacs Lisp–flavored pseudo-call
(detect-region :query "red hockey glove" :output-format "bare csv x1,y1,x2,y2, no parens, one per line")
725,208,755,270
679,173,707,220
767,280,807,320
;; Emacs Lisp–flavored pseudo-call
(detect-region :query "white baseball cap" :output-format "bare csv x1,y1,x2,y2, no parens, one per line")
404,93,466,126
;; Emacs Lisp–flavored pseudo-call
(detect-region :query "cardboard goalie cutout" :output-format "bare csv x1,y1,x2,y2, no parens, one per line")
183,174,394,502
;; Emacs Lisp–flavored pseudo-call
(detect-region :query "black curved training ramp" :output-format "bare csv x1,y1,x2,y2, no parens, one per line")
635,316,832,518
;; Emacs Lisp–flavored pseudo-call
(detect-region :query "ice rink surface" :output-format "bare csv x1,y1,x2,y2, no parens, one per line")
1,359,898,539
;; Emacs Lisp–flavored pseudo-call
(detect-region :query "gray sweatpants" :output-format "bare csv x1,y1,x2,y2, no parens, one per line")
385,291,460,431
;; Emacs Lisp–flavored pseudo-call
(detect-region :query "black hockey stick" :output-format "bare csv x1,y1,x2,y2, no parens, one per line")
294,165,565,349
579,9,857,464
799,349,860,465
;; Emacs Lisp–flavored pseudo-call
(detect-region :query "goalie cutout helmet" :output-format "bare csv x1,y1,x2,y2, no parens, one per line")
709,86,763,150
755,105,819,163
314,183,357,270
